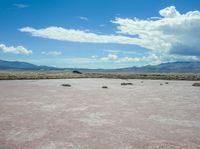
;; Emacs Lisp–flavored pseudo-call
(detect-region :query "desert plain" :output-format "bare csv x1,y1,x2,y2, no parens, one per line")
0,78,200,149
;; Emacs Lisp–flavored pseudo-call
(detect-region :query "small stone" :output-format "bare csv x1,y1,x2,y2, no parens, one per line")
61,84,71,87
121,82,133,85
102,86,108,89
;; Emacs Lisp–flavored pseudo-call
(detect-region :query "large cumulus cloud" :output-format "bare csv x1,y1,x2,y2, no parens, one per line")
112,6,200,56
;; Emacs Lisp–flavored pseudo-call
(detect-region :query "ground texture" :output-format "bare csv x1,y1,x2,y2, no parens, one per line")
0,79,200,149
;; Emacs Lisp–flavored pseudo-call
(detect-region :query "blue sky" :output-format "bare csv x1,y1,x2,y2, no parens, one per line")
0,0,200,68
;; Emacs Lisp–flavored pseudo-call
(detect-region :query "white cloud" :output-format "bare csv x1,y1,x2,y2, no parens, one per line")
79,16,88,21
101,54,118,61
0,43,32,55
118,57,141,62
157,53,199,63
159,6,180,18
13,3,29,8
116,54,161,65
91,55,98,58
104,49,138,55
118,53,199,65
42,51,62,56
112,6,200,56
19,27,138,45
90,53,162,65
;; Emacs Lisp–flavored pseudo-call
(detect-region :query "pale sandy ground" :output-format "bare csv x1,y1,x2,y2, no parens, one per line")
0,79,200,149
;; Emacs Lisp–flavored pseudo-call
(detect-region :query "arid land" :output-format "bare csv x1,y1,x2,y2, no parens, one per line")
0,78,200,149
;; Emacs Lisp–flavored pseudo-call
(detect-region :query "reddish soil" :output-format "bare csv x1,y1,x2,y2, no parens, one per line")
0,79,200,149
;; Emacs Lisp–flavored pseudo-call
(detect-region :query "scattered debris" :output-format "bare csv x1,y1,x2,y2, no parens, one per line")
72,70,82,74
192,82,200,87
102,86,108,89
61,84,71,87
121,82,133,86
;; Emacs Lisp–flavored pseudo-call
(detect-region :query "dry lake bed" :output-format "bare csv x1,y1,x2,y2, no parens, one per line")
0,79,200,149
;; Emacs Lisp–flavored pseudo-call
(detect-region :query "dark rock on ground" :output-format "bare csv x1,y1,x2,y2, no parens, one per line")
102,86,108,89
192,82,200,87
121,82,133,86
61,84,71,87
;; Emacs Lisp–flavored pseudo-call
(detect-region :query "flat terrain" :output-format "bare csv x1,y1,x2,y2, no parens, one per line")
1,71,200,80
0,79,200,149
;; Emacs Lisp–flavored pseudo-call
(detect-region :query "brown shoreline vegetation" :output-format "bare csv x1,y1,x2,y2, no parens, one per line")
0,71,200,80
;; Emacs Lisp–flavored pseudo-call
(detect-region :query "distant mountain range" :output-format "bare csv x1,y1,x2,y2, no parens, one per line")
0,60,62,71
0,59,200,73
114,61,200,73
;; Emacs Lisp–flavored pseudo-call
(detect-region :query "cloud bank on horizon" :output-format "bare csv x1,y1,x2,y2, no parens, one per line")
19,6,200,63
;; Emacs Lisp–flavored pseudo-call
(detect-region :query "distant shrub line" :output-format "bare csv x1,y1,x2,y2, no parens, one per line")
0,71,200,81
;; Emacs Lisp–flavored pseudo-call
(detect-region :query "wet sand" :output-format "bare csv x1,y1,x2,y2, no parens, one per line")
0,79,200,149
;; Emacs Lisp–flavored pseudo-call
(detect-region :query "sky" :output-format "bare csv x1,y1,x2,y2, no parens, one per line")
0,0,200,68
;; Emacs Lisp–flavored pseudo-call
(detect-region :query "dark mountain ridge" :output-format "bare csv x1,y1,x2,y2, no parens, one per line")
0,59,200,73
